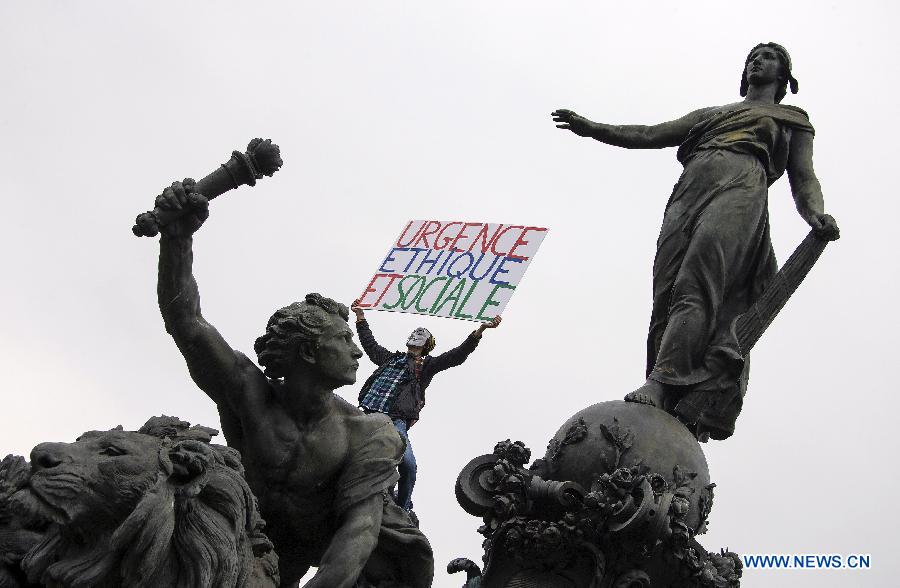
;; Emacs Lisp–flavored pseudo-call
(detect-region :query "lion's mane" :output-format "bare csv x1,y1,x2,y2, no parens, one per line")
1,416,279,588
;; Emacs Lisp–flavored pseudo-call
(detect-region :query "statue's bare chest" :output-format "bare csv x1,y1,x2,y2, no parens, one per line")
243,411,350,494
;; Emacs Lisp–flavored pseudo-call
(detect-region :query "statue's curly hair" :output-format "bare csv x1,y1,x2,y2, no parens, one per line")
253,293,349,379
739,42,799,104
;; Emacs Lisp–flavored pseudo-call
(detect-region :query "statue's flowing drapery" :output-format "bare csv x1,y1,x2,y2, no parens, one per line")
646,104,814,440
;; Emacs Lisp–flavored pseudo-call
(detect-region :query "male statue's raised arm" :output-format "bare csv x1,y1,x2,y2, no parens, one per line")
156,179,253,412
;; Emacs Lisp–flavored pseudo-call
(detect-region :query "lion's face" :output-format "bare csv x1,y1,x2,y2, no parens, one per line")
2,418,280,587
25,430,164,529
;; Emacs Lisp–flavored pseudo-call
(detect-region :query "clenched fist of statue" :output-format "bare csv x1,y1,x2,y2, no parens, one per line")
154,179,210,238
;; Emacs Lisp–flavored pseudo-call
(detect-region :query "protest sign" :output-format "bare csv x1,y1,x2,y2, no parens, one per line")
357,220,548,321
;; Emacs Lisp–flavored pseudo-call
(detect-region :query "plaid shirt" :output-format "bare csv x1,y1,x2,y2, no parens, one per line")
357,319,479,421
359,354,410,414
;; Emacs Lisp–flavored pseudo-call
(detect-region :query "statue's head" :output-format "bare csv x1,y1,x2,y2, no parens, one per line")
1,416,279,587
740,42,798,103
406,327,435,355
254,293,362,385
25,428,164,528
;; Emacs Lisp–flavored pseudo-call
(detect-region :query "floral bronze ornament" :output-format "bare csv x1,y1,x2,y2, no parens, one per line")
451,438,741,587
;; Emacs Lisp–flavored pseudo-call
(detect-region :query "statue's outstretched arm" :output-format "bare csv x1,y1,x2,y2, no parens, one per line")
156,180,252,408
787,131,840,240
304,493,384,588
551,106,714,149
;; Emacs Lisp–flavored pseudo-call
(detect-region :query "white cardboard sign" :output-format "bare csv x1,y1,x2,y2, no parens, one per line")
357,219,548,321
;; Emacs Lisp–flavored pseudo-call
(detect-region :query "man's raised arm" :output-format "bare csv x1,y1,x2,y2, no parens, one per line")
351,299,394,366
429,316,502,373
156,179,250,408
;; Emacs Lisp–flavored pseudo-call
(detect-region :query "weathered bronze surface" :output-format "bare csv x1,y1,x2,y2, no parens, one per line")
451,401,739,587
552,43,839,441
0,416,280,588
153,178,434,587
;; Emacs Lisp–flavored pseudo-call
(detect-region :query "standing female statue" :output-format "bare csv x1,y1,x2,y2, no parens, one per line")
552,43,839,441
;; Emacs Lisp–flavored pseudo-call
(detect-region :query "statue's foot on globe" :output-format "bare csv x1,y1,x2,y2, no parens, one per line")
624,378,667,407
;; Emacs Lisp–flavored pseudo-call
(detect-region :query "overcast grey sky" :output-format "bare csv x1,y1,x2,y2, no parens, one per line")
1,2,897,586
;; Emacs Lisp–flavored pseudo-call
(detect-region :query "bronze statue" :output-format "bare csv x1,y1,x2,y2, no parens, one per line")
0,416,280,588
451,403,741,587
552,43,839,440
154,180,433,587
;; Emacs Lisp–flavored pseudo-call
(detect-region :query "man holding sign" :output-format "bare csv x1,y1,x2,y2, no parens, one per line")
351,299,501,512
351,218,541,512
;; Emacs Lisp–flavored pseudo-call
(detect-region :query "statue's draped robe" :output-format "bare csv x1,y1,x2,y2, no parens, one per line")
647,104,814,440
335,415,434,588
260,408,433,587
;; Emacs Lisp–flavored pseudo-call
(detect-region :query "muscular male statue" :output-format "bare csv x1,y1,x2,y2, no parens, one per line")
154,180,433,588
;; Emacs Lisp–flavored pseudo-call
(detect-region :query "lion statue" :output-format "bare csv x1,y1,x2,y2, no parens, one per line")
0,416,279,588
